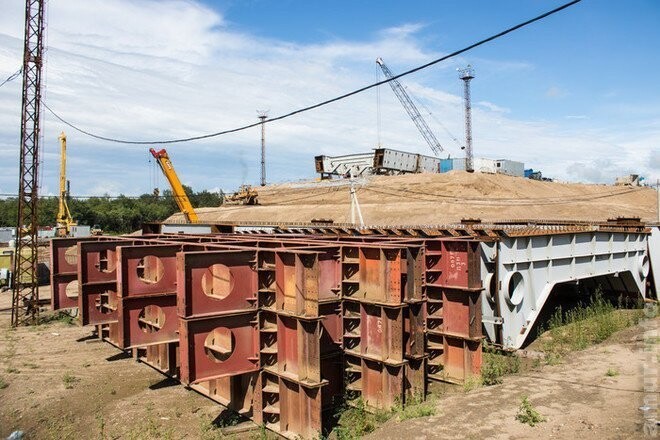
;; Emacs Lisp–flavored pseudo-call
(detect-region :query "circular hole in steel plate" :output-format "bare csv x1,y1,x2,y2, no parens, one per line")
137,256,164,284
204,327,235,362
201,264,234,300
137,305,165,333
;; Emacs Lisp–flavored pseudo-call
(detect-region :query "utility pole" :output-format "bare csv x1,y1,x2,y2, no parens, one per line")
12,0,46,326
257,111,268,187
458,65,475,173
349,172,365,227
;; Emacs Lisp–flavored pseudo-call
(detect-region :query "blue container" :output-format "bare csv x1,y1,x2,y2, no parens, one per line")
524,168,534,178
440,159,454,173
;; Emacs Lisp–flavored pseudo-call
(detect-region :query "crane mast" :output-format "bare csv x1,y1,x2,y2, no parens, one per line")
149,148,199,223
458,65,475,173
376,57,444,156
56,132,76,236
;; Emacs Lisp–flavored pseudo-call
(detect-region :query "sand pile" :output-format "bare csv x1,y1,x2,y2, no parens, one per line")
167,171,656,225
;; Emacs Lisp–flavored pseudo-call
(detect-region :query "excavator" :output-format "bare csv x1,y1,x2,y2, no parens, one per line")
149,148,199,223
55,132,77,237
224,185,259,205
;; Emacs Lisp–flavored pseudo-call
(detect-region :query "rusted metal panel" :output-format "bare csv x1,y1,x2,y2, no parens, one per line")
177,250,258,318
441,289,482,340
118,295,179,348
117,245,180,299
179,312,259,385
50,237,87,310
81,283,118,326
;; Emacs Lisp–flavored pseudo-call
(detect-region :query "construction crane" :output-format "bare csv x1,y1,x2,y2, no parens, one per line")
149,148,199,223
458,65,475,173
376,57,445,157
55,132,77,237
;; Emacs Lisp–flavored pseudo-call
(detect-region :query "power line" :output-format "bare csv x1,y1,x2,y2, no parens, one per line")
0,68,22,89
43,0,581,145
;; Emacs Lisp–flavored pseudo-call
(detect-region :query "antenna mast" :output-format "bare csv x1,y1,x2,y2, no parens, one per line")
458,65,475,173
257,110,269,187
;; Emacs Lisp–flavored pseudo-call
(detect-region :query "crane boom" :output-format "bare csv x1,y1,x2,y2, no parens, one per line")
149,148,199,223
55,131,76,236
376,57,444,156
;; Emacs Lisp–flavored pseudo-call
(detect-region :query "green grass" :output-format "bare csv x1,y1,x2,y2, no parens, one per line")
605,368,619,377
334,398,392,440
394,394,437,421
62,372,79,389
38,311,77,326
515,396,545,427
539,292,643,359
481,346,521,385
333,394,437,439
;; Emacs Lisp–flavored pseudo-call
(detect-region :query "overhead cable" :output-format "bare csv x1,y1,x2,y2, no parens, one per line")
0,68,22,88
43,0,582,145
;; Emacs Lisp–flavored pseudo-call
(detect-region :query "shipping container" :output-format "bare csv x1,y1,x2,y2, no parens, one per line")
495,159,525,177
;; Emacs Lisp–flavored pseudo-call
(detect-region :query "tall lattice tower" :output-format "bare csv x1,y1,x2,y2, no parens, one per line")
458,65,475,173
12,0,46,326
257,111,268,187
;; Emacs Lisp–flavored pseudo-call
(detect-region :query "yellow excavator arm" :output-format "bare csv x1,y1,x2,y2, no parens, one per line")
149,148,199,223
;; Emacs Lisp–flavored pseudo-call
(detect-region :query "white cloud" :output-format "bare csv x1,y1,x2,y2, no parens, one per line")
0,0,657,197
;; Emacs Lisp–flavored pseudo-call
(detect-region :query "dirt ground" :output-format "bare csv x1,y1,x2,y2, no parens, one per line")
367,320,660,440
167,171,657,225
0,291,242,439
0,287,657,439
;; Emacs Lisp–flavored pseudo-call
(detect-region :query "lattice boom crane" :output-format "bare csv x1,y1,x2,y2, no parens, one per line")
376,57,444,157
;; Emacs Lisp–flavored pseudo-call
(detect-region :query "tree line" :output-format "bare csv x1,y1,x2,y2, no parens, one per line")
0,186,223,234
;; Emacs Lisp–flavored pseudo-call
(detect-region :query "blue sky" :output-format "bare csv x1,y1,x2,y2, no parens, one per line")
0,0,658,196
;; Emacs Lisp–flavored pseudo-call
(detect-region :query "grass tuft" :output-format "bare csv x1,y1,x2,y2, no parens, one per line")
515,396,545,427
605,368,619,377
481,345,521,385
62,372,80,389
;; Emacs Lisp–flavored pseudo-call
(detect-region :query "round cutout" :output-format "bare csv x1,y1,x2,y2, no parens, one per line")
65,280,79,299
204,327,234,362
137,305,165,333
137,256,164,284
639,255,650,279
64,246,77,266
505,271,525,307
201,264,234,300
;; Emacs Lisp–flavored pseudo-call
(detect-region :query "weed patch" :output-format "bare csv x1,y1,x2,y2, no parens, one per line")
539,292,643,360
334,398,392,439
0,376,8,389
481,346,521,385
394,394,436,420
62,372,79,389
605,368,619,377
515,396,545,427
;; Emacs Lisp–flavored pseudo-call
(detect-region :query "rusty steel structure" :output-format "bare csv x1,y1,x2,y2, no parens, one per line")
51,231,485,438
49,217,653,438
12,0,46,326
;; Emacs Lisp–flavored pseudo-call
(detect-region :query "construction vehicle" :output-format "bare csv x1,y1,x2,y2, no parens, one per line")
224,185,259,205
149,148,199,223
55,132,77,237
376,57,445,157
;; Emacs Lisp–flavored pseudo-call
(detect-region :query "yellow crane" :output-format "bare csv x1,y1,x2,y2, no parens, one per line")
149,148,199,223
55,131,77,237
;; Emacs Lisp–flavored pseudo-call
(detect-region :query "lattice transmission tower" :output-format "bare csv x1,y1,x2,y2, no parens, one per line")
12,0,46,326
